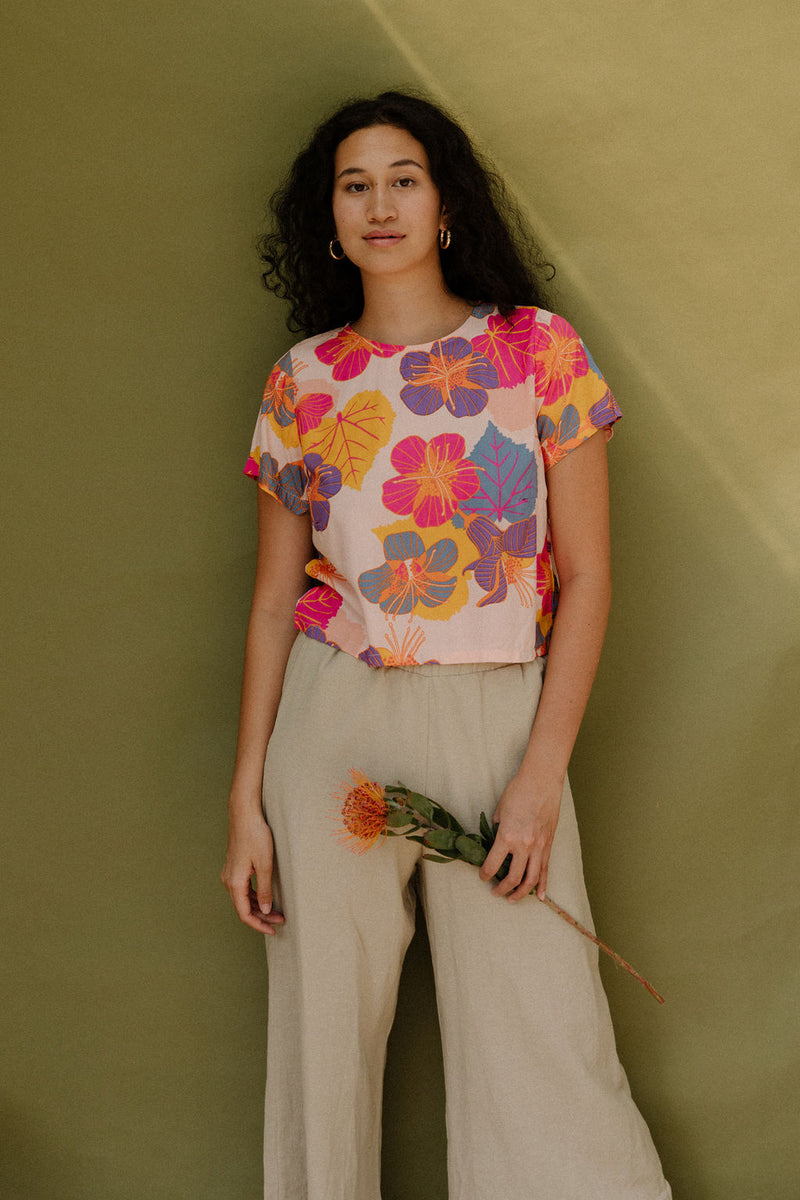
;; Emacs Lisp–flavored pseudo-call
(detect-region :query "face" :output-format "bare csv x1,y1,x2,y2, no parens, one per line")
331,124,446,279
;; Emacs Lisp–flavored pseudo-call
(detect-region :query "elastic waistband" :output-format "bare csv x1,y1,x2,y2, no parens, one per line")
397,658,542,677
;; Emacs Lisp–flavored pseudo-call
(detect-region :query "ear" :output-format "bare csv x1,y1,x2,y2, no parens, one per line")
439,203,449,230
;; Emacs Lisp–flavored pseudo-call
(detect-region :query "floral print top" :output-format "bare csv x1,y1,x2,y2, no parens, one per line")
245,305,621,667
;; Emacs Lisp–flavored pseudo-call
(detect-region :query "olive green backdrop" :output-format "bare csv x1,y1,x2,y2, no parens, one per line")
3,1,798,1197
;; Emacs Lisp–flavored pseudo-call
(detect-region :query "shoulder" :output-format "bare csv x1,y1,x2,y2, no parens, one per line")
503,305,576,332
276,323,351,374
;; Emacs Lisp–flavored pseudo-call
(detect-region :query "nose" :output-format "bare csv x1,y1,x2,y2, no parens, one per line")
366,184,397,223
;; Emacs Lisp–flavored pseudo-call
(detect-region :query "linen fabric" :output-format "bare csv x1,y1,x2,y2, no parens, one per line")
261,634,671,1200
245,305,621,667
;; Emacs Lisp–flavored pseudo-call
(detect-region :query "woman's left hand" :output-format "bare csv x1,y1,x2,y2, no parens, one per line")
478,771,562,901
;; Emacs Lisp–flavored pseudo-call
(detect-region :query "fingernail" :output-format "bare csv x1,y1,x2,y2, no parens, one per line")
260,901,272,914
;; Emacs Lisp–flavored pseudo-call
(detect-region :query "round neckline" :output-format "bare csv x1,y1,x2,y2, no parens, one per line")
344,305,492,352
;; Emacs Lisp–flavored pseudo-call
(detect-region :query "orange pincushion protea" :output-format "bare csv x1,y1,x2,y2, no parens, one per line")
335,770,390,853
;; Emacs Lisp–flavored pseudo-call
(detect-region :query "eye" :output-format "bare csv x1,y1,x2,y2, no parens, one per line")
394,176,416,188
345,181,368,193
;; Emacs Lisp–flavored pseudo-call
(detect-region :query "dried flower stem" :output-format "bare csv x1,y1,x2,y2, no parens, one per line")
538,895,665,1004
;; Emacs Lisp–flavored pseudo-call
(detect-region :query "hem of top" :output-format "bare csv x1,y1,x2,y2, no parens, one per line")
542,418,620,472
253,479,309,514
296,629,548,672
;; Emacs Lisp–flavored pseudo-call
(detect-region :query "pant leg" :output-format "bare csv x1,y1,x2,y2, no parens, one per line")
260,635,425,1200
416,658,671,1200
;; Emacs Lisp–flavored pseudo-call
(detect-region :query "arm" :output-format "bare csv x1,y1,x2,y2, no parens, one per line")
478,431,612,901
221,486,314,933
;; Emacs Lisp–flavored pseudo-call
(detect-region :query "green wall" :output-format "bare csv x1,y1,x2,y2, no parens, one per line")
3,2,797,1197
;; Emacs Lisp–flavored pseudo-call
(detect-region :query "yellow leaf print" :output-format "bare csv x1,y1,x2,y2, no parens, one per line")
304,391,393,490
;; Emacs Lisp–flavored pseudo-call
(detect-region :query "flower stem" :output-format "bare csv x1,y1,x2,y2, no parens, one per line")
540,895,665,1004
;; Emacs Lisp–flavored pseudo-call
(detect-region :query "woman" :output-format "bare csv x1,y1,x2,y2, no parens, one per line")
222,90,671,1200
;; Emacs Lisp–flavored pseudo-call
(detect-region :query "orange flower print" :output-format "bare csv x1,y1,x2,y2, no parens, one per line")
315,327,403,381
531,316,589,404
306,556,346,587
260,352,296,427
382,433,480,527
377,620,427,666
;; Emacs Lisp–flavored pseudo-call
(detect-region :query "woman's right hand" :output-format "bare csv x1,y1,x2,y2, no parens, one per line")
221,805,286,935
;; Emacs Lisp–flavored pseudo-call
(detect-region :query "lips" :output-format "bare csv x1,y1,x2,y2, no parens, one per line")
364,232,404,244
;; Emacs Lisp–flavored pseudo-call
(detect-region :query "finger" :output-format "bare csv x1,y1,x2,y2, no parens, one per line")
229,878,278,934
247,882,279,926
248,882,284,923
255,874,273,915
536,848,552,900
478,842,508,881
491,853,528,897
508,856,542,902
240,904,283,935
227,875,257,924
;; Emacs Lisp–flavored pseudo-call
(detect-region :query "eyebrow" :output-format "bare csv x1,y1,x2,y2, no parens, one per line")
336,158,426,179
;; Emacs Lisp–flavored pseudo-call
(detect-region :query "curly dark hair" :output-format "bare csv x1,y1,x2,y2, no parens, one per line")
258,90,555,336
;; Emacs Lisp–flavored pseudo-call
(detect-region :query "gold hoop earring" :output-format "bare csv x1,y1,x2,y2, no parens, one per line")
439,228,451,250
329,238,345,260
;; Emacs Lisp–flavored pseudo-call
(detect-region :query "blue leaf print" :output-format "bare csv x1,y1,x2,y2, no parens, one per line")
553,403,580,444
461,422,537,522
537,413,555,442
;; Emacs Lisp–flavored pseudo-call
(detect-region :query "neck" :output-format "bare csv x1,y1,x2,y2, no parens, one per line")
353,267,473,346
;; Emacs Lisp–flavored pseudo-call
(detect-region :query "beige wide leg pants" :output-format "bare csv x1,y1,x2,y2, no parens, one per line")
262,634,671,1200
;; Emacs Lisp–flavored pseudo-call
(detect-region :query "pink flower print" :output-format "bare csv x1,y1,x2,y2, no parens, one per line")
315,327,403,381
463,514,538,607
400,337,498,418
472,309,538,388
382,433,480,527
531,316,589,405
244,454,259,479
295,391,334,437
358,531,458,616
294,585,342,634
261,352,296,427
303,453,342,531
536,543,556,616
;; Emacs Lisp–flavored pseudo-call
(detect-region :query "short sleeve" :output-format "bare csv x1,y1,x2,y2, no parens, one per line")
533,315,622,470
243,350,309,515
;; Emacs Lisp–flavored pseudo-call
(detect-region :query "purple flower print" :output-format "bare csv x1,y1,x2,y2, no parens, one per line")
303,453,342,531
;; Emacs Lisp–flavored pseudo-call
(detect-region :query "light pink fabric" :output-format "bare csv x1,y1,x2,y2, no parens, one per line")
245,305,621,667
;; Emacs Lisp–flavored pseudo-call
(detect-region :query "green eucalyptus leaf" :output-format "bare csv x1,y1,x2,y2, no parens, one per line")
424,828,457,851
405,834,428,845
405,792,435,822
479,811,493,845
454,834,487,866
436,807,465,835
387,810,413,828
422,853,457,864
